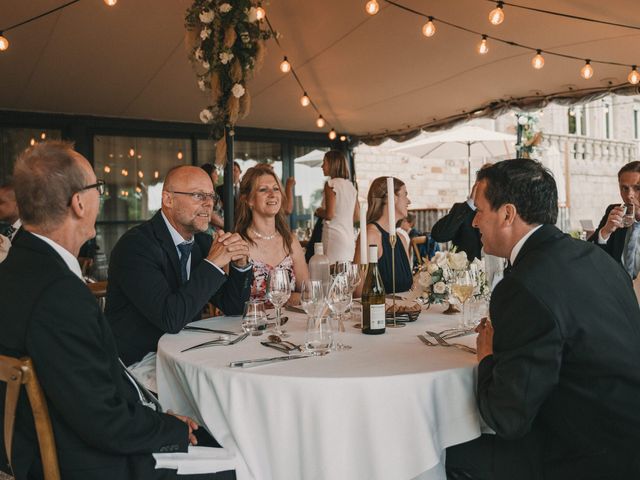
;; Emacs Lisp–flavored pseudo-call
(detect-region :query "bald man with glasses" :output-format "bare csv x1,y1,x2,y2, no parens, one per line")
106,166,252,386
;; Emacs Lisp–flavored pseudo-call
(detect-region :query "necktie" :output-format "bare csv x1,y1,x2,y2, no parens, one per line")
622,222,640,279
503,260,513,276
3,225,15,240
177,242,193,284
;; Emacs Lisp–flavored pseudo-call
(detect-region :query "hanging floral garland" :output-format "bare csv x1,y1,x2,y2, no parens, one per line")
185,0,274,165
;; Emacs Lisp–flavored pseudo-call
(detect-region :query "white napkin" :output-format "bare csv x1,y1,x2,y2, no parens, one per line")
154,446,238,474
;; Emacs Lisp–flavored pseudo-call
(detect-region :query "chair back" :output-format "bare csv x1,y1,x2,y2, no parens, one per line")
0,356,60,480
411,236,427,265
87,281,108,311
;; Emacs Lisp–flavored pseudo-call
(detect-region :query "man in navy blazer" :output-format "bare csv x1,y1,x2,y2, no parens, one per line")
446,159,640,479
106,166,252,367
0,142,229,479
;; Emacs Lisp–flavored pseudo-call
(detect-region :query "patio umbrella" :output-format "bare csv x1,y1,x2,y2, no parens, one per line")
389,125,516,191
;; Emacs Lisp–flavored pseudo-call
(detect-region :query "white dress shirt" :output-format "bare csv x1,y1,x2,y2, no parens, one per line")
509,225,543,266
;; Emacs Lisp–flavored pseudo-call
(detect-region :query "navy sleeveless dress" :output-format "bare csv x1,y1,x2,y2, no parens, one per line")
372,222,413,293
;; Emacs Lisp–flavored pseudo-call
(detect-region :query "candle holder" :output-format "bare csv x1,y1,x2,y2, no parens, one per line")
387,234,405,328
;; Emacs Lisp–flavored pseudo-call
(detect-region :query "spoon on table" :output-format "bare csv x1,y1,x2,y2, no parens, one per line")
267,334,301,351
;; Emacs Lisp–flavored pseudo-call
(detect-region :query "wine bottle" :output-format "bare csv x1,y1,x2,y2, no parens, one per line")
362,245,386,335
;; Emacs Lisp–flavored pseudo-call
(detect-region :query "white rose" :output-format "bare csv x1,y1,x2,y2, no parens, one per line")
202,60,210,70
471,258,484,270
219,3,232,13
194,48,203,61
197,78,206,91
231,83,245,98
199,9,215,23
449,252,468,270
426,263,439,274
434,251,448,268
417,271,432,288
219,52,234,64
199,109,214,123
200,28,211,40
433,281,446,294
247,7,258,22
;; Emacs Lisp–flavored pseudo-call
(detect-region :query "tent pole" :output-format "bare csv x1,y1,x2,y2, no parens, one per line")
223,127,235,231
467,142,472,194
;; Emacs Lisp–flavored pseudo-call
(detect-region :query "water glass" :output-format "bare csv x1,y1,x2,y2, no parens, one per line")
242,299,267,336
326,273,352,350
300,279,325,318
305,314,333,355
267,267,291,336
622,203,635,227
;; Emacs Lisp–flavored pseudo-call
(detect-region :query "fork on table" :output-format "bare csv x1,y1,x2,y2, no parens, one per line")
181,332,250,353
422,331,477,354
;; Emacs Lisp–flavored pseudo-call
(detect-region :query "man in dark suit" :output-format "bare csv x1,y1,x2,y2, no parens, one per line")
430,168,490,261
588,161,640,279
0,141,231,479
0,181,21,239
106,165,252,370
446,159,640,479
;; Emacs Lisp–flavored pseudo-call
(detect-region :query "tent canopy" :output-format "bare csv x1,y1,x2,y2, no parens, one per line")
1,0,639,142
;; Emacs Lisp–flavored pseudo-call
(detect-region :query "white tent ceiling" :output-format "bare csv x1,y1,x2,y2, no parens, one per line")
1,0,639,140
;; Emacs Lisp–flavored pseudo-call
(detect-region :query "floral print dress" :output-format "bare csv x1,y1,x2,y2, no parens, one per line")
251,255,296,304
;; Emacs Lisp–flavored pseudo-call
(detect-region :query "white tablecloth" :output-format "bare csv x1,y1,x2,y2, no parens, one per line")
157,305,484,480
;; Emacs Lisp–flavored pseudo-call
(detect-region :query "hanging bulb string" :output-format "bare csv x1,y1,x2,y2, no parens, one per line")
0,0,81,34
483,0,640,31
384,0,636,69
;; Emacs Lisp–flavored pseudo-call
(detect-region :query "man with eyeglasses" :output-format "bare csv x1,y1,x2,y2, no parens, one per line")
106,165,252,391
0,142,233,479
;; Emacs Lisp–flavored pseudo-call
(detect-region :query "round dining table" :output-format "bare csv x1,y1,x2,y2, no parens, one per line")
156,304,486,480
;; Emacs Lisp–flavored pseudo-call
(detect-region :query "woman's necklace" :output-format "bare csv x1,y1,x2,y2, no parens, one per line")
250,228,277,241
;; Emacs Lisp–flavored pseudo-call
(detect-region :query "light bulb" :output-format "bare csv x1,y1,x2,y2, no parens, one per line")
255,6,266,20
154,171,160,179
477,35,489,55
0,33,8,51
328,129,337,140
316,116,325,128
104,165,111,173
365,0,379,15
300,93,310,107
138,170,144,179
121,169,128,177
177,150,183,160
104,0,117,6
29,138,36,146
40,132,46,140
340,135,347,142
280,56,291,73
628,66,640,85
128,148,135,157
422,18,436,37
489,2,504,25
531,50,544,69
580,60,593,80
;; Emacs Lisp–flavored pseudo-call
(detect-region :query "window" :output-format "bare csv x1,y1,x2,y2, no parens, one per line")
568,109,577,134
292,146,330,231
634,106,639,140
0,128,61,183
604,102,611,139
93,135,191,257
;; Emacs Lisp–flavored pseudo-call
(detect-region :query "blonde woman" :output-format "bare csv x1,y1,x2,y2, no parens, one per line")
235,164,309,302
315,150,358,263
354,176,413,295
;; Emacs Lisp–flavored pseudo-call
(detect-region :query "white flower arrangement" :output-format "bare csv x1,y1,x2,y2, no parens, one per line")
219,51,234,64
199,9,215,23
219,3,232,13
199,108,214,123
231,83,245,98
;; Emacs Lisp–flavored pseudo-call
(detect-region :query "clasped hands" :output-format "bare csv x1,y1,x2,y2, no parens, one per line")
207,231,250,269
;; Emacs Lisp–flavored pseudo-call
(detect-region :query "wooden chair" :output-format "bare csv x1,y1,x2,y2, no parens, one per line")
0,356,60,480
87,281,108,312
411,236,427,266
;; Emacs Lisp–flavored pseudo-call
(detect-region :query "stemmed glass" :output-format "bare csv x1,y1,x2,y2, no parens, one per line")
326,273,353,350
346,263,363,327
267,267,291,336
450,270,475,328
300,279,325,319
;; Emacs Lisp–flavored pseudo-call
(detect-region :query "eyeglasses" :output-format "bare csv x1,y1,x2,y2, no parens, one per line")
79,180,106,195
169,191,217,203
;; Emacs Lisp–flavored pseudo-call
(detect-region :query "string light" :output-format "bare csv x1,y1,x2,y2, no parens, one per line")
104,165,111,173
138,170,144,179
177,150,183,160
477,35,489,55
531,50,544,69
279,56,291,73
365,0,379,15
40,132,46,140
128,147,135,157
489,2,505,25
255,6,266,20
422,17,436,37
580,60,594,79
0,32,8,51
154,171,160,179
300,92,310,107
104,0,117,6
328,129,337,140
628,65,640,85
121,169,129,177
340,135,347,142
29,138,36,146
316,116,326,128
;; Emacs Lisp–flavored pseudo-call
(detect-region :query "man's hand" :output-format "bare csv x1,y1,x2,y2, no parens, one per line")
601,205,625,239
167,410,199,446
207,231,250,268
475,317,493,363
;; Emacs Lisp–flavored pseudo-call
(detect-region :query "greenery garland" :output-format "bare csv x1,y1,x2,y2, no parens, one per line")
185,0,274,163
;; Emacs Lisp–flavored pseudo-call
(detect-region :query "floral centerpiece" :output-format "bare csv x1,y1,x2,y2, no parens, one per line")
414,251,490,306
185,0,275,164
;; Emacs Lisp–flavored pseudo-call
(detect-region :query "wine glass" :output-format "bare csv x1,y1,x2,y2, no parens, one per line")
267,267,291,336
300,279,325,319
622,203,635,227
241,299,267,336
450,270,475,328
346,263,363,326
326,273,352,350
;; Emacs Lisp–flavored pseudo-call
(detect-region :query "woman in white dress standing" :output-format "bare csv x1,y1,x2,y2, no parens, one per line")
315,150,358,263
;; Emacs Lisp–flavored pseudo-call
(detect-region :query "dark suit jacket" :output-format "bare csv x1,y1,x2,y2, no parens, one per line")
478,225,640,479
0,230,188,480
430,201,482,261
587,203,627,264
106,212,252,365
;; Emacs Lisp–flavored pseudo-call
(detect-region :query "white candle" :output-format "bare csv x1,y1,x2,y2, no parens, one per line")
386,176,396,235
359,200,367,264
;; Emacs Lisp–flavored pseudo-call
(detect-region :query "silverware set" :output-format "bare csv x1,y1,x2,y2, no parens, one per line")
261,334,302,354
229,351,328,368
181,332,250,353
418,330,477,354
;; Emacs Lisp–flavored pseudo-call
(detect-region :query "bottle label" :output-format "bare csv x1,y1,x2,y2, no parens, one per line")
369,304,385,330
